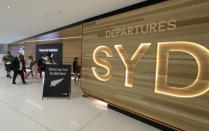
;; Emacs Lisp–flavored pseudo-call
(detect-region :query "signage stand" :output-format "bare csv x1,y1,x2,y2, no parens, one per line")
42,65,71,100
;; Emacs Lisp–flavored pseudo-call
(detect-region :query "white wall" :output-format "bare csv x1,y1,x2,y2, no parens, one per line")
0,44,8,54
0,44,8,64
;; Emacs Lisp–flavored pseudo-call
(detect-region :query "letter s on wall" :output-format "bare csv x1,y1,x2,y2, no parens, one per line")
92,46,113,81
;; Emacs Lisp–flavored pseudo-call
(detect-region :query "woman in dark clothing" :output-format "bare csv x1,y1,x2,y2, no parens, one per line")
37,55,46,78
12,53,26,84
73,57,80,83
2,51,14,78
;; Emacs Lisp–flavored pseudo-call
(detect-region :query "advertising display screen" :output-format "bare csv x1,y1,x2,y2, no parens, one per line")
36,43,63,64
81,0,209,130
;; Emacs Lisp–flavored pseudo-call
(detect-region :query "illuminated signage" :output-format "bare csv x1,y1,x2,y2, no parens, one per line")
92,46,113,81
92,41,209,98
106,19,176,38
114,43,151,87
38,48,58,52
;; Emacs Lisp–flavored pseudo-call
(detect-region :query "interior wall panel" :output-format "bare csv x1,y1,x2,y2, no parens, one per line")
8,25,82,68
81,0,209,130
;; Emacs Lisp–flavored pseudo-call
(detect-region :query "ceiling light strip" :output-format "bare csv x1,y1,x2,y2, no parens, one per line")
25,36,82,43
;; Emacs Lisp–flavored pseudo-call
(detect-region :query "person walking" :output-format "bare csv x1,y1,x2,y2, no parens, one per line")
38,55,46,78
12,53,26,84
28,55,36,77
73,57,80,83
2,51,14,78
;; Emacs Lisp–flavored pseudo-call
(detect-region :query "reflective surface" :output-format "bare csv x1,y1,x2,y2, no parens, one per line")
0,64,159,131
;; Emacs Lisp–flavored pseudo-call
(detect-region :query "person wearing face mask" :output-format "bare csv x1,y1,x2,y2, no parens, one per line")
12,52,26,84
37,54,46,78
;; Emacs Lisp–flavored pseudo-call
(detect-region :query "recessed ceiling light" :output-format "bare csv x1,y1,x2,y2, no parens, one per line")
7,6,10,9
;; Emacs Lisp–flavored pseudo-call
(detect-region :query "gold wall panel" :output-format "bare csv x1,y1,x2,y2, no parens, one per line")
81,0,209,130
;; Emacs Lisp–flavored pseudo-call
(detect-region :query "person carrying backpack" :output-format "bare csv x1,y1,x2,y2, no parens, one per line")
2,51,14,78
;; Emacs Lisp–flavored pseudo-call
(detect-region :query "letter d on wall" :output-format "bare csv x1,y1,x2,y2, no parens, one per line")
155,41,209,98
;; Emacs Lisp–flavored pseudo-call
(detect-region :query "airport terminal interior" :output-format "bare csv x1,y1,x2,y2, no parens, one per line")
0,0,209,131
0,66,159,131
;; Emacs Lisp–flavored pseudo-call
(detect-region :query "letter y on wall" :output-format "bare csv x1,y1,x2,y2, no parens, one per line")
114,43,151,87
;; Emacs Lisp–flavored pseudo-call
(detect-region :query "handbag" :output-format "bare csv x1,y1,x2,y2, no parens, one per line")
24,72,30,79
37,68,41,73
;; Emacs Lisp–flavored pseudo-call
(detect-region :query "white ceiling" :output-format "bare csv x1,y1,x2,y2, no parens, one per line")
0,0,145,44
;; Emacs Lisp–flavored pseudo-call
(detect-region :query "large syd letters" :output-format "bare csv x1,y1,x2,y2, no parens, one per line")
92,41,209,98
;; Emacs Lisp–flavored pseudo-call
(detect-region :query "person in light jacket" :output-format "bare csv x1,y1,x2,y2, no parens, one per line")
28,55,36,77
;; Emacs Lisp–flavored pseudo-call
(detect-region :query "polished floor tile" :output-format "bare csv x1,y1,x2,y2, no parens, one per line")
0,64,160,131
80,109,159,131
0,102,48,131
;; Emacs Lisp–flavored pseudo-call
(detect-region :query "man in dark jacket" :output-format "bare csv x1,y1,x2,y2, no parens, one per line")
12,52,26,84
37,55,46,78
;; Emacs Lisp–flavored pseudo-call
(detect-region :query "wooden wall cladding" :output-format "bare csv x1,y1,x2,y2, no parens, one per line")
8,25,82,67
81,0,209,130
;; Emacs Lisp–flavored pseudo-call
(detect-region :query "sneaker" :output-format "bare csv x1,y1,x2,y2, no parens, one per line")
12,82,16,84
